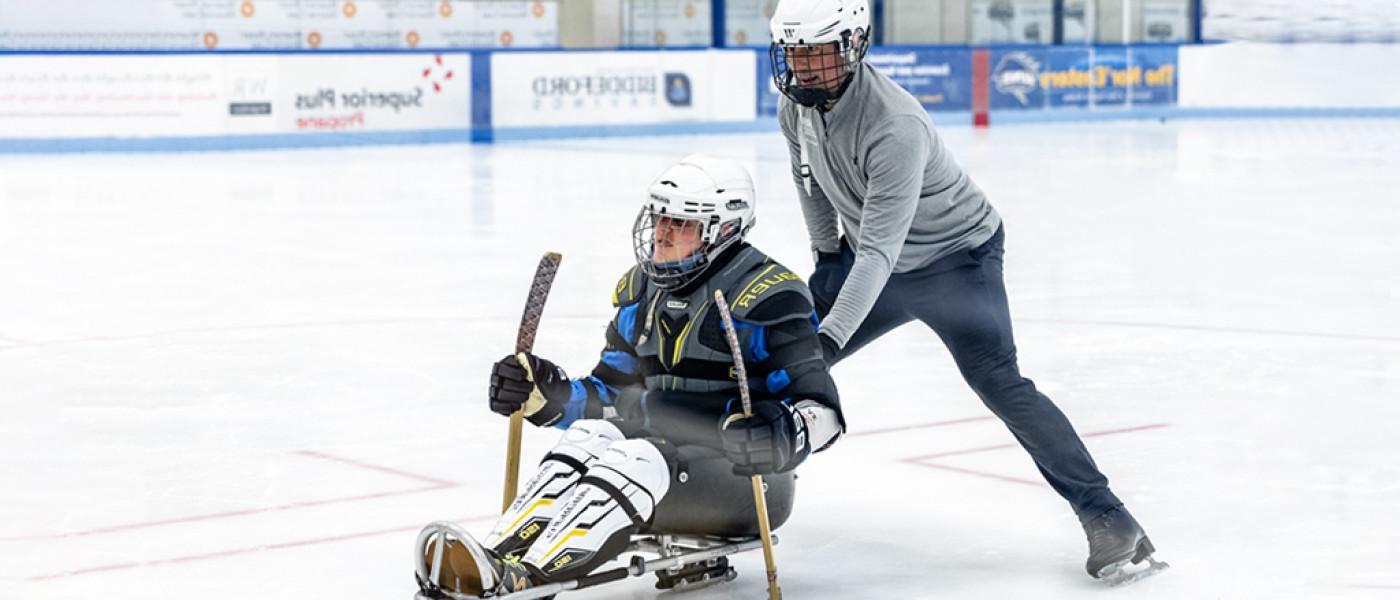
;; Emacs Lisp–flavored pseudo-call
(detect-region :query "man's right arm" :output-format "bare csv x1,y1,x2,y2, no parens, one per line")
781,101,841,255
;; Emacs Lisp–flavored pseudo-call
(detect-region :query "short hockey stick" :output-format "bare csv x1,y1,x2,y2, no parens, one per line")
712,289,783,600
501,252,563,513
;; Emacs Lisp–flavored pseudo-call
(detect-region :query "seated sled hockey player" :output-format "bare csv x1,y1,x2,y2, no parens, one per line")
415,155,844,598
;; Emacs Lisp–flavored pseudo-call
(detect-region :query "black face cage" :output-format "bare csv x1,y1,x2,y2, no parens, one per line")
769,29,869,108
632,207,745,291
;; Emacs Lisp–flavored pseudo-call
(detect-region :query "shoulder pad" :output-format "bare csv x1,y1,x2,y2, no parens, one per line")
726,258,814,325
612,266,648,307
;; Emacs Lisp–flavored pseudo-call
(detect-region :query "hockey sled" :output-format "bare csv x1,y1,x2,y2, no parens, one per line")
414,521,771,600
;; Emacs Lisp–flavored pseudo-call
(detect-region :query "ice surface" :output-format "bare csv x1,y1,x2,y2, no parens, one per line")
1,118,1397,599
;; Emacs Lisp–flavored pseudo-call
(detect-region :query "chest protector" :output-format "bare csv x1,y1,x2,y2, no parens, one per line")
612,246,812,397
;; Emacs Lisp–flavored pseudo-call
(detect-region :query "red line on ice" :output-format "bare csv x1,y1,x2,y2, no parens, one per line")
903,423,1171,488
904,462,1043,487
2,450,457,541
903,423,1171,463
844,415,997,438
294,449,457,487
28,514,499,582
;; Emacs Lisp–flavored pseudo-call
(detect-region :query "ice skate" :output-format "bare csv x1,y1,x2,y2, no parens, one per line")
1083,506,1169,586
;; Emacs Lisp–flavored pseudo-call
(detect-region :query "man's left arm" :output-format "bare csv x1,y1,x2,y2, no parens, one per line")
817,116,931,353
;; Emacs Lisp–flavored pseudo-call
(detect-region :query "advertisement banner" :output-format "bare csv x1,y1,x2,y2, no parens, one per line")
0,52,471,139
452,1,558,49
304,1,559,50
1128,46,1179,105
1045,46,1095,107
867,48,973,112
0,0,558,51
274,53,472,133
0,55,229,138
757,47,972,117
622,0,712,47
491,50,755,128
724,0,779,47
989,48,1049,109
990,46,1177,110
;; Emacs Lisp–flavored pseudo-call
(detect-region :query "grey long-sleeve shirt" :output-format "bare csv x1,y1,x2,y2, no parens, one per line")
779,62,1002,348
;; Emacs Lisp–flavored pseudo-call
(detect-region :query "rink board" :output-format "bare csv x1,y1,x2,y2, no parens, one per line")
2,43,1400,150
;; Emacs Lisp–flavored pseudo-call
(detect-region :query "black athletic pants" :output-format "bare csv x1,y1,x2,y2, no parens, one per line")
646,444,795,536
812,225,1121,521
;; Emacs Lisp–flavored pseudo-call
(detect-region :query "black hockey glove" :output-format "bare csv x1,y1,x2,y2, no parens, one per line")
720,401,811,476
810,238,850,318
489,352,571,427
809,249,844,315
817,332,841,365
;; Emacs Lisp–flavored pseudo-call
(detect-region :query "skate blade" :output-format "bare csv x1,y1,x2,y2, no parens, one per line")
663,567,738,593
1097,556,1170,587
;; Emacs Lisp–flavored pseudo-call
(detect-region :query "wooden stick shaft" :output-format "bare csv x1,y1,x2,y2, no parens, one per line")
751,474,782,599
503,412,525,512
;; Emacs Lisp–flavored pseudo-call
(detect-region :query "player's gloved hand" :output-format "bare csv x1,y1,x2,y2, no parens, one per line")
720,400,811,476
489,352,571,427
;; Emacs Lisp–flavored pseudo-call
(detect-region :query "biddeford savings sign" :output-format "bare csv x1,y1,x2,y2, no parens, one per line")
491,51,755,128
528,70,689,111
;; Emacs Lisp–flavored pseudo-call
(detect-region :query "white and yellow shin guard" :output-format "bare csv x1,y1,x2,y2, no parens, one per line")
523,439,671,581
486,419,625,559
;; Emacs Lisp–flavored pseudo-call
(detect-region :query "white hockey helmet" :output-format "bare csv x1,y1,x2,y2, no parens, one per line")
768,0,871,107
632,154,756,291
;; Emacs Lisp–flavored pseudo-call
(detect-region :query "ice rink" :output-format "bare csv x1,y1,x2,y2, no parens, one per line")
2,118,1397,599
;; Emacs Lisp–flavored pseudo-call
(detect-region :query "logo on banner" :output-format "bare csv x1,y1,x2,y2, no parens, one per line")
292,57,461,131
530,70,659,111
664,73,692,107
992,51,1040,106
422,54,455,93
229,74,272,117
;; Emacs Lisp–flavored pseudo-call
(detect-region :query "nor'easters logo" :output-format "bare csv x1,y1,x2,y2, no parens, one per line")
992,51,1040,106
292,54,456,131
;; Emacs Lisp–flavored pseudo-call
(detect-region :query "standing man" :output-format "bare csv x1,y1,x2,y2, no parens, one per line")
768,0,1164,583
